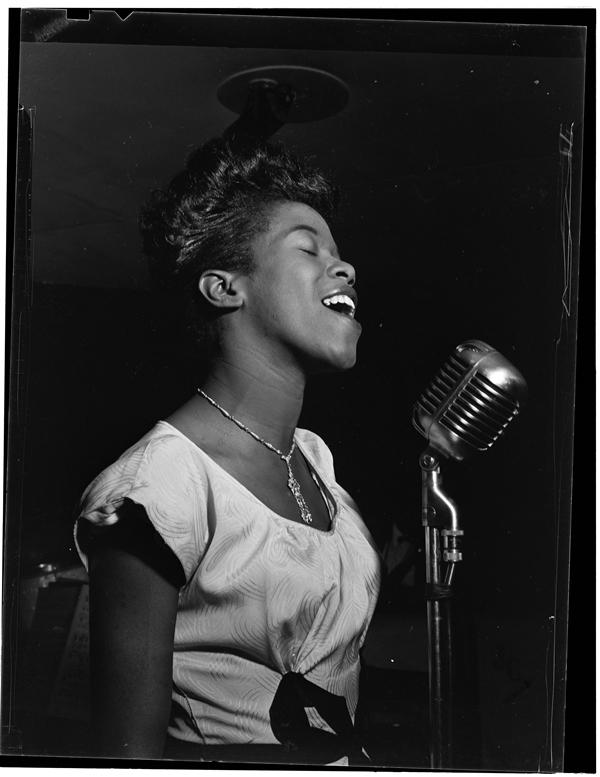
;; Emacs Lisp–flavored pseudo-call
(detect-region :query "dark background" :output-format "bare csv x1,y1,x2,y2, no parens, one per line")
4,9,593,772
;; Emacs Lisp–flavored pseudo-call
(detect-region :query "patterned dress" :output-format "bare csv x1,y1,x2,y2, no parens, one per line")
75,421,382,750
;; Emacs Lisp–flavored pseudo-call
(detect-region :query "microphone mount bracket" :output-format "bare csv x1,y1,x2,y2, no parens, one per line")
419,448,463,587
419,446,464,769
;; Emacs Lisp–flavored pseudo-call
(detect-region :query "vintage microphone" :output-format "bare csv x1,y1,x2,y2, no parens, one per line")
412,340,527,769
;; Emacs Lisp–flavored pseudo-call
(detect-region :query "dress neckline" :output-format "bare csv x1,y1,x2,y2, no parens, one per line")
156,420,339,535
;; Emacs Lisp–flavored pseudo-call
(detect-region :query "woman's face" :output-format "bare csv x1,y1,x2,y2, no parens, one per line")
241,201,361,374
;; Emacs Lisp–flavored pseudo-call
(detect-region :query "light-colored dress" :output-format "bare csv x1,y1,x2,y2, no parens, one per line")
75,421,382,749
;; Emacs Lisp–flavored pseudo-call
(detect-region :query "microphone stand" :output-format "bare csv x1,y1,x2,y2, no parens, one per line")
419,448,463,770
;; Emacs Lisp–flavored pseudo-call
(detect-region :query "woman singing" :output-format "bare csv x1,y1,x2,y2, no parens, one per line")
74,139,382,765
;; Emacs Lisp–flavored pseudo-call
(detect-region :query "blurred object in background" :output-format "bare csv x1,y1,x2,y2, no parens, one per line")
15,562,90,756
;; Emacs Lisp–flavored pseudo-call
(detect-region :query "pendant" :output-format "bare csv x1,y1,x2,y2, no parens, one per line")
286,467,313,524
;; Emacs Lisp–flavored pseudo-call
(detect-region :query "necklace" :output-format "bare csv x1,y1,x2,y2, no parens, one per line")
197,389,312,524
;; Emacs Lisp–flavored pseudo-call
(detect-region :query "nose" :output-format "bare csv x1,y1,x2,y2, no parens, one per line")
328,257,356,287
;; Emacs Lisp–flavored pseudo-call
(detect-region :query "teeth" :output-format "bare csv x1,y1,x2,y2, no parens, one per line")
322,294,356,317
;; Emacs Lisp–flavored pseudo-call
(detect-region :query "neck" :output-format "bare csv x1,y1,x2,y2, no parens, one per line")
198,346,306,452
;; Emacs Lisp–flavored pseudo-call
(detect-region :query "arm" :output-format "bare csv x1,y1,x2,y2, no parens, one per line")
86,503,184,759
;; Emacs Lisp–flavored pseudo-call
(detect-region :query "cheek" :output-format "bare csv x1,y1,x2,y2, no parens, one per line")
275,287,311,323
252,290,304,335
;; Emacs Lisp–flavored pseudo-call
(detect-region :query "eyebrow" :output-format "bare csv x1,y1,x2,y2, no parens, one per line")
283,224,339,255
283,224,318,238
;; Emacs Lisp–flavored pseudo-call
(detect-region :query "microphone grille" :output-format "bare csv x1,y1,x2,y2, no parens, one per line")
413,341,527,460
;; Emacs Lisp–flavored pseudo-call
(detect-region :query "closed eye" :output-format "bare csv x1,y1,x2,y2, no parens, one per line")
301,249,317,256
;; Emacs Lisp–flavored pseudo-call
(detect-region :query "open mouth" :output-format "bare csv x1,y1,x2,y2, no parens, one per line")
321,293,357,319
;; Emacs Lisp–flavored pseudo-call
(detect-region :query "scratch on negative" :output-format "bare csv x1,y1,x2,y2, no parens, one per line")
543,628,553,769
542,121,576,772
558,123,574,318
546,122,575,771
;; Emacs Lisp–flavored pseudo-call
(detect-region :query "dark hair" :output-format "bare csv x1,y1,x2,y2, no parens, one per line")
140,138,338,354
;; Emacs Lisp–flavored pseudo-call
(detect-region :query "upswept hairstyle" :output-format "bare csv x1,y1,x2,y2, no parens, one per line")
140,138,339,353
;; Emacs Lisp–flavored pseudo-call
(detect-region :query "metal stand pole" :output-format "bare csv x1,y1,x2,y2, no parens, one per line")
420,449,463,770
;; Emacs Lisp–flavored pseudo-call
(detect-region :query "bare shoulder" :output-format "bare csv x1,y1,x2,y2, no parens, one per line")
164,394,221,453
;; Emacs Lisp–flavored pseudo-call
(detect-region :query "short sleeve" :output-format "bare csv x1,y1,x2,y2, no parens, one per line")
74,434,210,583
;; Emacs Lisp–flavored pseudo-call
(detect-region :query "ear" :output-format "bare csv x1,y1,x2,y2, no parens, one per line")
197,270,244,311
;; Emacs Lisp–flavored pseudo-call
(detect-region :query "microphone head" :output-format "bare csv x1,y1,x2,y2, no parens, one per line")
412,340,528,461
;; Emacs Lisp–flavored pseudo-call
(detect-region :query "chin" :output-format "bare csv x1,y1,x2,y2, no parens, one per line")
334,350,358,371
307,346,358,375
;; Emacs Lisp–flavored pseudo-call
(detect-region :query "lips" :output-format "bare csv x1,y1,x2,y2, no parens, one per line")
321,290,358,319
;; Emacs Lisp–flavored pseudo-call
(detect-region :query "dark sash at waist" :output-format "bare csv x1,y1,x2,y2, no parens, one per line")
166,671,368,766
163,737,350,765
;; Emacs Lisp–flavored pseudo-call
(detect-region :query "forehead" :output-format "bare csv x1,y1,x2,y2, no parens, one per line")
263,201,335,245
